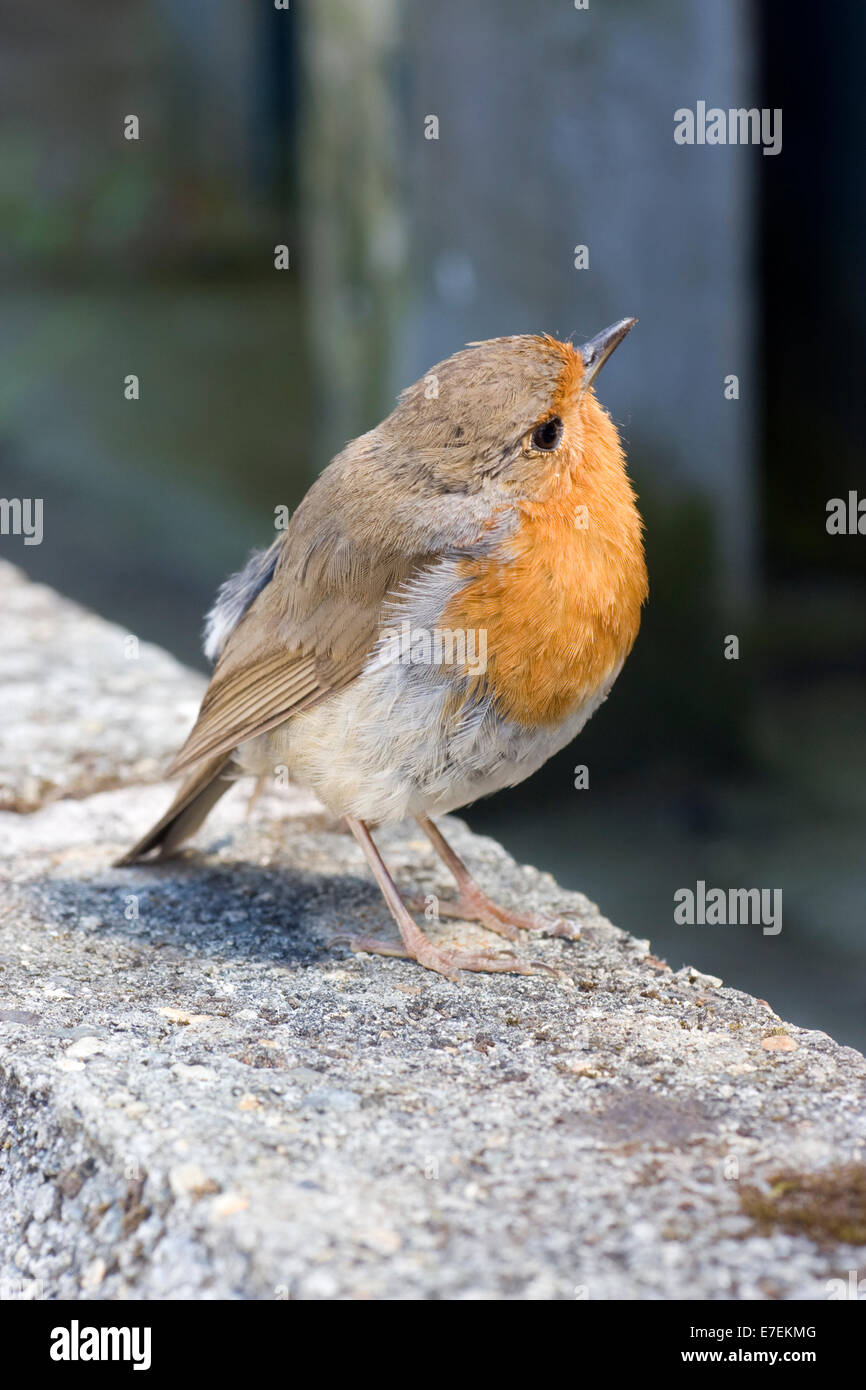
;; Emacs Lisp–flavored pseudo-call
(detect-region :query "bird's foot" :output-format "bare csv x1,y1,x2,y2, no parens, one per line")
408,885,580,943
329,928,552,982
339,817,558,981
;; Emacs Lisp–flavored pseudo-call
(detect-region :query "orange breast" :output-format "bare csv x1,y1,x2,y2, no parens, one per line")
444,437,648,727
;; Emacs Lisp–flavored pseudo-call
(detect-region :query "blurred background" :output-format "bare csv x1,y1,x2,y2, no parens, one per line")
2,1,865,1044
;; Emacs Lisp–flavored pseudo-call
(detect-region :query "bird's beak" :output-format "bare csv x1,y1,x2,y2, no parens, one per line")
579,317,637,393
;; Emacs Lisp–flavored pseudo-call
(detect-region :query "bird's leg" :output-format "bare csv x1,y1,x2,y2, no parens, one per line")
336,816,543,980
246,773,269,814
413,814,580,941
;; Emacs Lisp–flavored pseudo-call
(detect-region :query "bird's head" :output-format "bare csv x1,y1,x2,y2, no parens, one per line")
382,319,637,501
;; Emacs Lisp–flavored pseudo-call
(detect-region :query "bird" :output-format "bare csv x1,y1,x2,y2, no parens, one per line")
117,321,648,980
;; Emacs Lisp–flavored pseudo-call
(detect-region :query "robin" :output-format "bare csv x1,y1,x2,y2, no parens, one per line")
118,321,647,979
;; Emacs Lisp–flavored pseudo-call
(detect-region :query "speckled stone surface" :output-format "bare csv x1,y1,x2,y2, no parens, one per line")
0,561,205,811
1,564,865,1300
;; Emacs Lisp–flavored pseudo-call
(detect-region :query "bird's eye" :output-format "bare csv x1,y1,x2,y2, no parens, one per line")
530,416,563,451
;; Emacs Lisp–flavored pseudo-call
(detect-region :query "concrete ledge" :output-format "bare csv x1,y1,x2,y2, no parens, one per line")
0,562,204,812
1,561,865,1300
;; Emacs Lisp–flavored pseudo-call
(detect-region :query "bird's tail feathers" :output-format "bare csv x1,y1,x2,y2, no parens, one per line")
114,754,236,866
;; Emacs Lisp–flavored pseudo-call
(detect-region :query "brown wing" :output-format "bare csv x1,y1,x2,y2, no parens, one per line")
167,459,443,775
168,549,416,774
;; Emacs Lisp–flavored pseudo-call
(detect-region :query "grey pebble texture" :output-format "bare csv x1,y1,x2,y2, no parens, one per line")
1,560,865,1300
